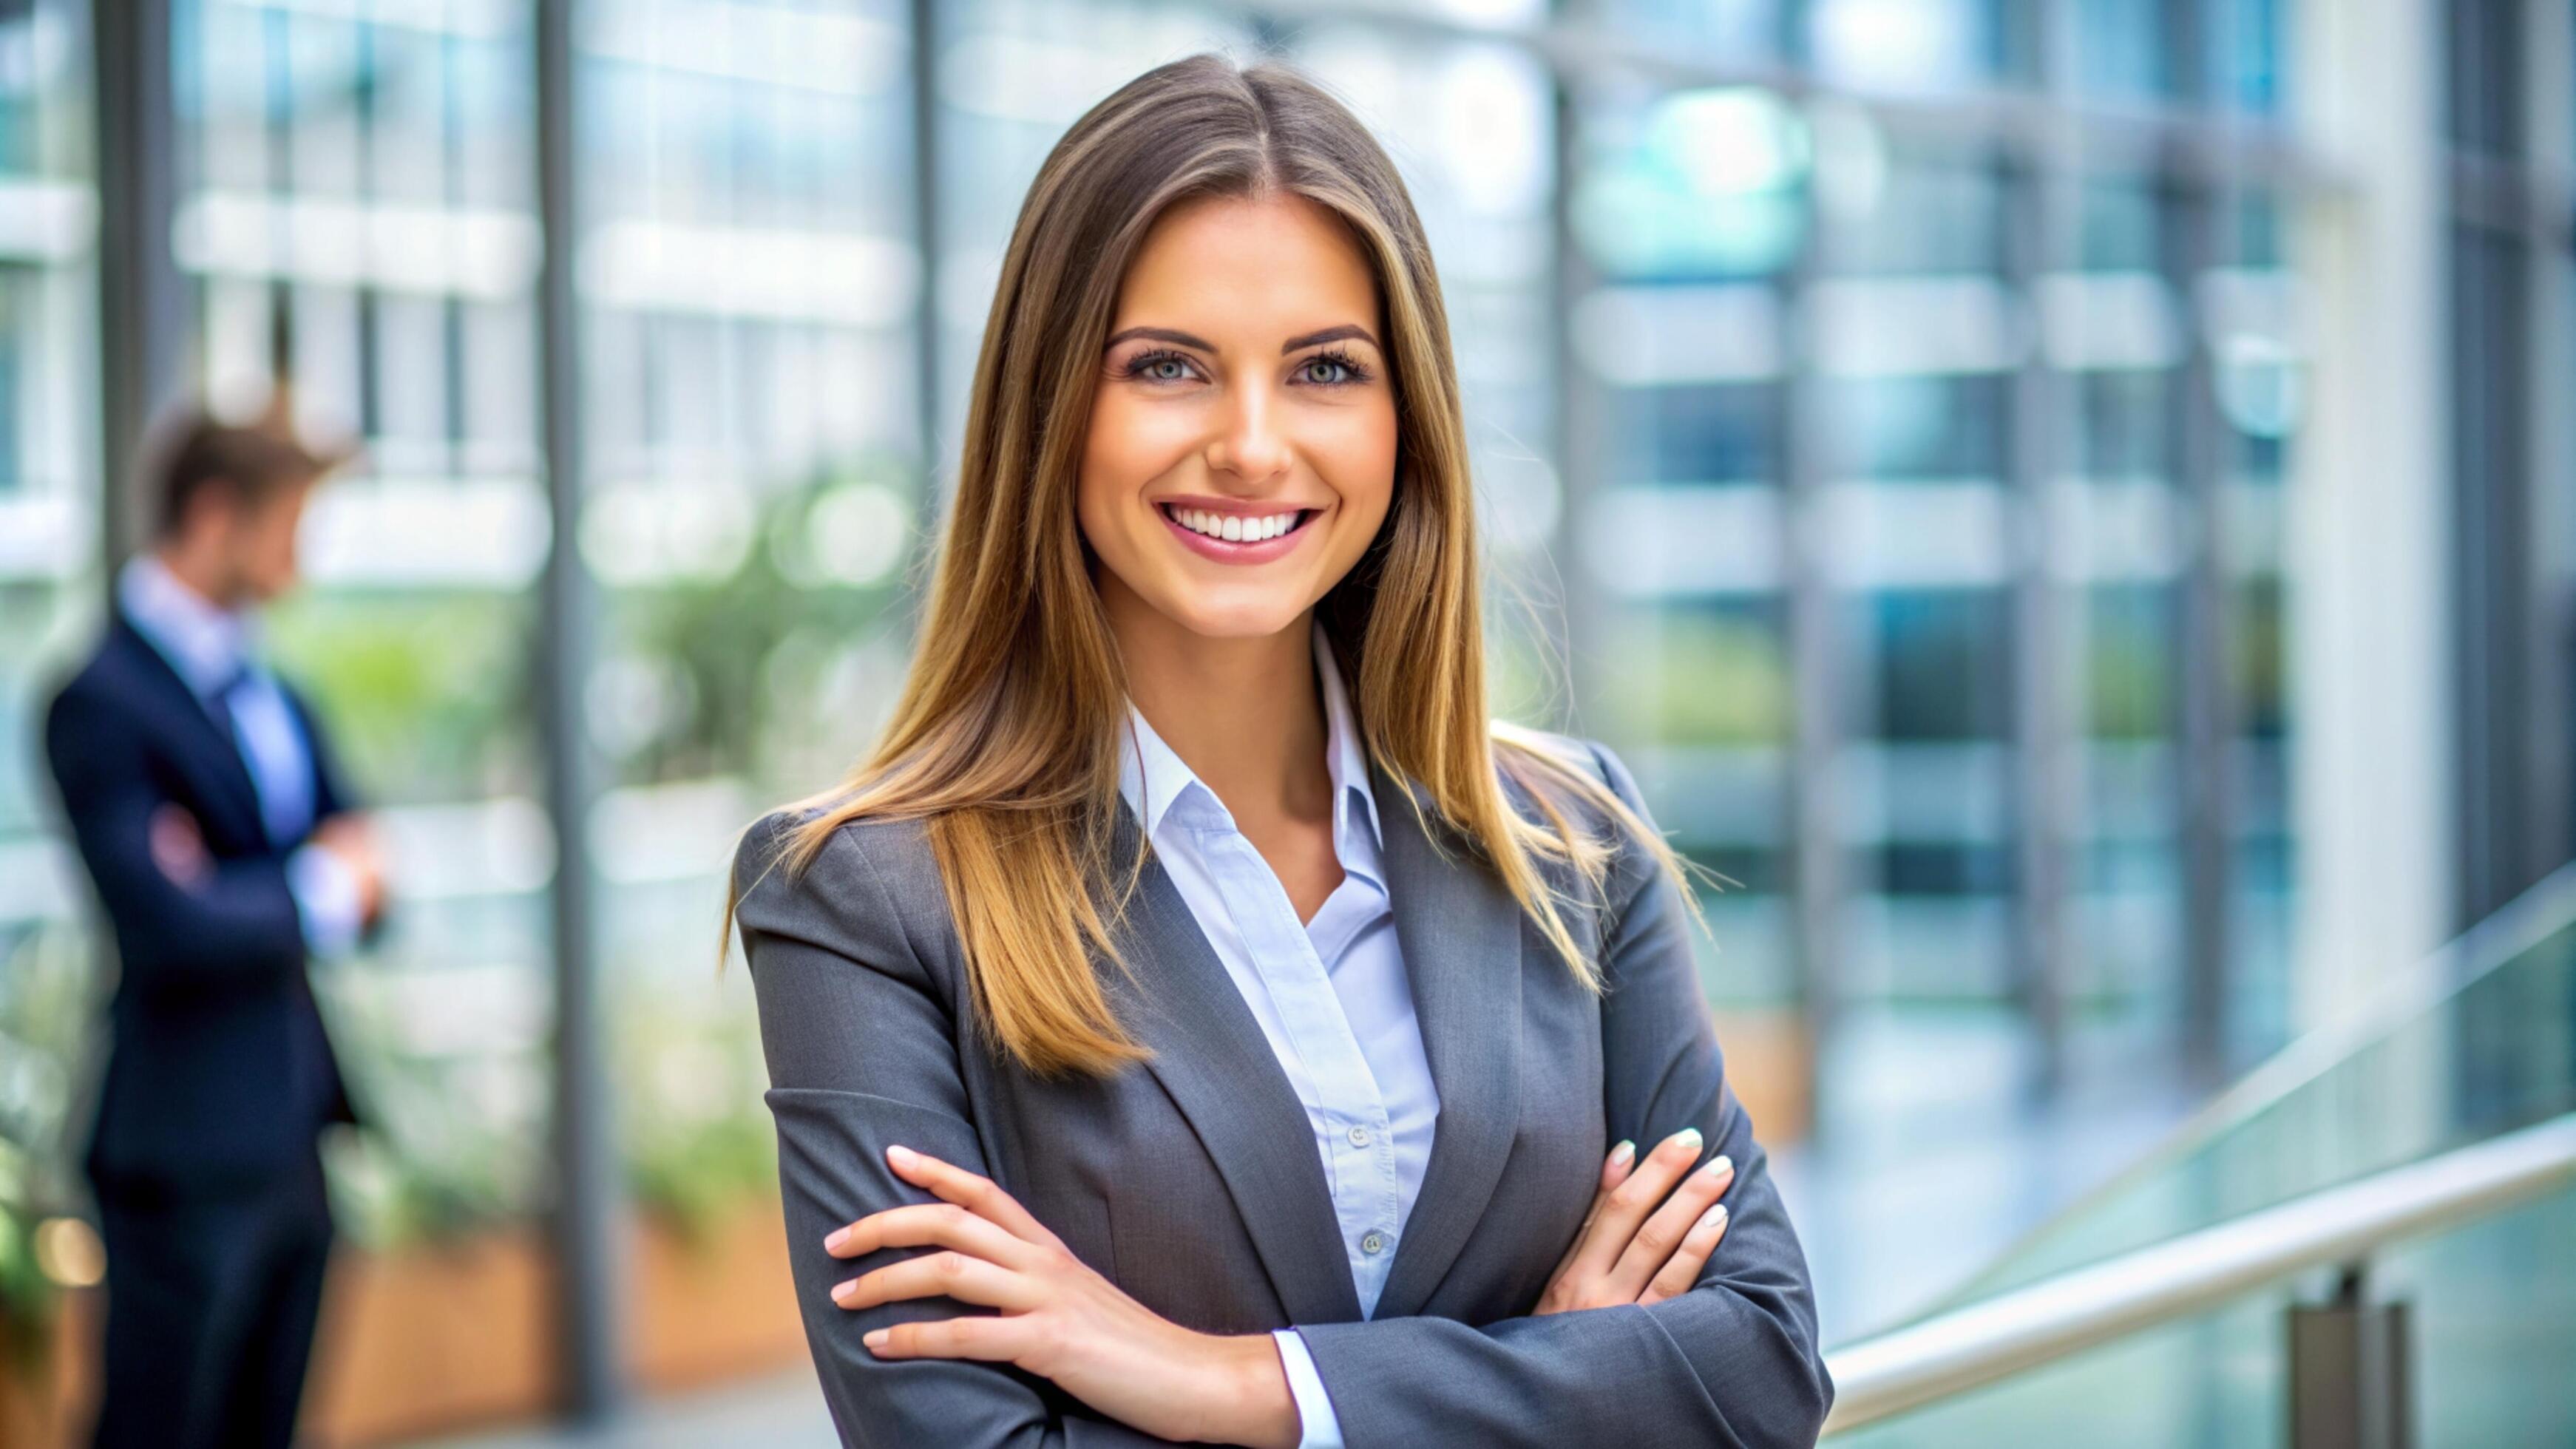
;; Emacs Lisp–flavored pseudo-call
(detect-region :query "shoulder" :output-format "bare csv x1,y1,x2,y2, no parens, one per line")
1489,723,1651,826
730,799,954,983
41,636,136,747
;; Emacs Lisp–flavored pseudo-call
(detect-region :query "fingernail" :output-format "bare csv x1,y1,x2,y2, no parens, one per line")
1698,1203,1729,1233
833,1279,859,1307
864,1328,890,1351
824,1226,850,1253
1609,1140,1635,1168
1697,1153,1734,1182
1672,1127,1702,1153
887,1144,918,1170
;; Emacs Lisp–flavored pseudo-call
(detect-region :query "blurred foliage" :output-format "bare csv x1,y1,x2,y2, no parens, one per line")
0,923,97,1352
604,455,916,790
2087,586,2173,739
615,988,778,1247
263,591,538,804
1603,605,1791,746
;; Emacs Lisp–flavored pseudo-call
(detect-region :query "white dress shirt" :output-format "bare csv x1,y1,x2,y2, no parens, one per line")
1113,617,1437,1449
116,553,362,957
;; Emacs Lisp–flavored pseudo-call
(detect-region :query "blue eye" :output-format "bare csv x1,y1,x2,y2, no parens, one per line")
1121,348,1197,384
1298,348,1374,387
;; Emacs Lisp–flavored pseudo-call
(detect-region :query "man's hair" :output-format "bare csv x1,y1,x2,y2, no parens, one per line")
146,407,353,541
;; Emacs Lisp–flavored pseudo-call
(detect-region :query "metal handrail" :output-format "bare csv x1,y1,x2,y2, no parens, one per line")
1820,1112,2576,1435
1924,855,2576,1314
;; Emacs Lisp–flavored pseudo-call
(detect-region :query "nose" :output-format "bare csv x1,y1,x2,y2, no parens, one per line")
1205,381,1291,485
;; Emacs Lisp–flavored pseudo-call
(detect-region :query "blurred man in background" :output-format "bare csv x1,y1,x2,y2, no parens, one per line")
41,407,386,1449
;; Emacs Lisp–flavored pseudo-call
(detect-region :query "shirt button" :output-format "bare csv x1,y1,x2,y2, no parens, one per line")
1347,1124,1371,1147
1360,1232,1386,1255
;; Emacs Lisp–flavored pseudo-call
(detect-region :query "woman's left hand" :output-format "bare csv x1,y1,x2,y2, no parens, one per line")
825,1144,1304,1449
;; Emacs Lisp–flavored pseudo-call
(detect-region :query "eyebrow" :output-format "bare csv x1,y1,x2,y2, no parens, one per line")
1102,324,1382,355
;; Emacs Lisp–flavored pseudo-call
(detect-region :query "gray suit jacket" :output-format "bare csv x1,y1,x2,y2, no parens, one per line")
731,733,1833,1448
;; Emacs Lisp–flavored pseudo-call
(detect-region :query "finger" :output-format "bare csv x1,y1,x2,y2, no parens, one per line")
833,1249,1041,1313
1604,1152,1735,1301
1548,1140,1636,1283
862,1313,1029,1362
1566,1127,1701,1282
888,1145,1066,1250
1637,1201,1730,1306
825,1201,1040,1268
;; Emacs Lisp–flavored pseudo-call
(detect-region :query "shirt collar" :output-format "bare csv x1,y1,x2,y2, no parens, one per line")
117,552,254,699
1116,617,1385,870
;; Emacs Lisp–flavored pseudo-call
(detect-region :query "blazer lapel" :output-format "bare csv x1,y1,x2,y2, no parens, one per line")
1102,798,1366,1327
1366,757,1525,1321
109,611,269,844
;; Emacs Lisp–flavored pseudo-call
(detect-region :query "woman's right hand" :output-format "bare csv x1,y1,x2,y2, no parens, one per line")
1533,1127,1735,1314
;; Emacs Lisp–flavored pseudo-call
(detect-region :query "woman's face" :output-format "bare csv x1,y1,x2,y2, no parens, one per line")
1077,191,1399,641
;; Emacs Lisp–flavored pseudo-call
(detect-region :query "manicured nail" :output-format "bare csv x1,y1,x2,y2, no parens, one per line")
1671,1127,1702,1153
824,1226,851,1253
1698,1203,1729,1234
887,1144,918,1171
833,1279,859,1306
1609,1140,1636,1168
864,1328,891,1351
1696,1153,1734,1183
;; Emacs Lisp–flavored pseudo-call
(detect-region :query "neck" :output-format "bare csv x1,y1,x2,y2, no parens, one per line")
1103,581,1331,827
152,540,238,612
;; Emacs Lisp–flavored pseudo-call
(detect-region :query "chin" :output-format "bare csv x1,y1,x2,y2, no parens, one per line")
1153,586,1313,641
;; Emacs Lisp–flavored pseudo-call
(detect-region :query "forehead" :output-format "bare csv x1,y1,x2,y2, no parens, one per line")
1111,192,1380,330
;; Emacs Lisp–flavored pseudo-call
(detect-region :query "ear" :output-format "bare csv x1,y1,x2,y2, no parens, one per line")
177,473,246,541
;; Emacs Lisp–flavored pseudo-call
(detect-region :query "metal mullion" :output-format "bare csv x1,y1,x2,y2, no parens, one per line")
92,0,183,574
2007,0,2079,1097
534,0,623,1420
2168,0,2234,1081
1548,49,1597,728
1785,103,1840,1063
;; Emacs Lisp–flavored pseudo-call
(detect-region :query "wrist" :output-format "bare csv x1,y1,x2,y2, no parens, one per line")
1193,1331,1301,1449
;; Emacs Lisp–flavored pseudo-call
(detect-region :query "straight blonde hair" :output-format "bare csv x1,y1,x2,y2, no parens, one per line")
725,53,1714,1079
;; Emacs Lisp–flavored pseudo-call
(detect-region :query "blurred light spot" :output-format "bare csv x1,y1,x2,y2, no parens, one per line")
581,221,918,326
301,476,552,588
1807,276,2024,376
1477,452,1562,554
1808,100,1888,223
1809,0,1985,91
805,483,912,587
583,0,901,95
174,191,539,299
1574,284,1783,385
35,1216,106,1289
2216,333,2305,438
582,481,755,586
1573,89,1808,277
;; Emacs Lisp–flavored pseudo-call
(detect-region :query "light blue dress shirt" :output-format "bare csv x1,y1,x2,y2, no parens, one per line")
117,553,362,957
1114,617,1437,1449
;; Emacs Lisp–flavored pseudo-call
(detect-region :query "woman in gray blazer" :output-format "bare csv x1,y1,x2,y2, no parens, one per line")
726,53,1832,1449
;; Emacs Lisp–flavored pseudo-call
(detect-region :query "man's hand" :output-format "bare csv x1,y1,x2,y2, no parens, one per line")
1533,1126,1735,1314
310,814,387,929
149,804,212,889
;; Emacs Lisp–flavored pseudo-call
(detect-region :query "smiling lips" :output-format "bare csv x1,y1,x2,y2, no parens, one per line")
1155,500,1317,564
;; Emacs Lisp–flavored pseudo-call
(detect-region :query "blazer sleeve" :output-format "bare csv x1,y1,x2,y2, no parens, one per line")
731,810,1199,1449
1290,739,1835,1449
44,676,309,994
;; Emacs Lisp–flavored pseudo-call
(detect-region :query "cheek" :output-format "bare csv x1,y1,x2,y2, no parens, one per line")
1315,407,1398,529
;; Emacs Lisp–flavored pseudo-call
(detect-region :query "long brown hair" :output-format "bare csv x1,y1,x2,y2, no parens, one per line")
725,53,1713,1079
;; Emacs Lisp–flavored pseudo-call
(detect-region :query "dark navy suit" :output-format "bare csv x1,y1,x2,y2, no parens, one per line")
43,597,369,1448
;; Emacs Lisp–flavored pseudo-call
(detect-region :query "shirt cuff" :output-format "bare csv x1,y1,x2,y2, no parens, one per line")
1271,1328,1346,1449
287,841,364,958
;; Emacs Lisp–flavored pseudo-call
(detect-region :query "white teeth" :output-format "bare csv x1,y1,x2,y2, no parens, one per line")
1167,506,1299,543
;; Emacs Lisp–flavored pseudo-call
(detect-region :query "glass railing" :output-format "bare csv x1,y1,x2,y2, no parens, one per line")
1824,861,2576,1444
